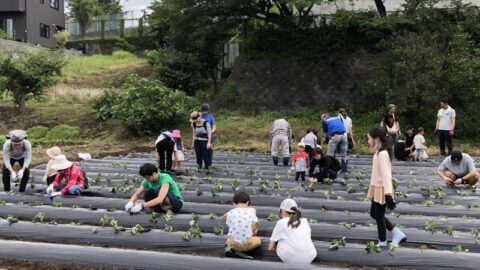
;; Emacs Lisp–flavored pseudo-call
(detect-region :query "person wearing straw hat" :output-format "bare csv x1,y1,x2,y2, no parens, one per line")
43,146,62,186
46,155,85,197
268,198,317,264
2,130,32,192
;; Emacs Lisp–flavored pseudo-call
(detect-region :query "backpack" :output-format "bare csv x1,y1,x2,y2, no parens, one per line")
81,169,89,189
330,156,342,172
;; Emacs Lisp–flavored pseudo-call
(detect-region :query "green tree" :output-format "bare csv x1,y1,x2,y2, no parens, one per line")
68,0,98,39
0,51,66,114
97,0,122,16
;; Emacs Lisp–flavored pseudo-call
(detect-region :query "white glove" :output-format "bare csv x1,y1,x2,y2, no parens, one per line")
10,172,17,181
50,191,62,197
130,203,143,213
17,169,24,180
125,201,134,212
46,184,54,194
42,176,47,183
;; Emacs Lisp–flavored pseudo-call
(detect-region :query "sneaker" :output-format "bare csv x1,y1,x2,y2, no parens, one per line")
376,240,387,248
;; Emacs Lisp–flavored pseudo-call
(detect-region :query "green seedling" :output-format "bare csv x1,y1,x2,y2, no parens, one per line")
392,178,399,190
150,212,159,224
32,212,46,223
420,186,432,197
424,218,436,234
323,178,333,185
6,214,18,225
328,237,347,251
130,224,148,235
203,176,212,183
208,213,218,220
195,187,203,196
92,228,98,234
7,190,15,195
231,178,240,191
347,187,356,194
467,202,480,208
457,190,468,197
183,214,202,241
442,225,454,235
111,219,123,234
340,179,347,186
419,245,428,253
387,242,396,254
423,200,435,207
163,211,173,222
274,174,281,181
339,221,356,230
53,202,63,208
273,180,280,189
29,176,35,189
365,241,381,253
210,180,224,197
239,159,245,165
444,200,456,206
70,221,81,226
164,224,174,232
100,214,114,226
266,213,280,222
433,186,446,199
452,245,469,253
0,200,5,206
308,219,318,224
213,225,224,236
472,228,479,243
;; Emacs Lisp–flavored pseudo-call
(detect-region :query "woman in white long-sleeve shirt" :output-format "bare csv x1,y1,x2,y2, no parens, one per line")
268,198,317,264
2,130,32,192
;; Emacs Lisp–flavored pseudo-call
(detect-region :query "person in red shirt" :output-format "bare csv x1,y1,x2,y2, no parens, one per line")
46,155,85,197
291,143,309,182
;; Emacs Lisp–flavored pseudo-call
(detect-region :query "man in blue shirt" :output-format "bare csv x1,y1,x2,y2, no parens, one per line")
200,104,216,167
322,113,348,172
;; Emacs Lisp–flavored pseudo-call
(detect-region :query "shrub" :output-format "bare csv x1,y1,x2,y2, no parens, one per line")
27,126,49,139
153,48,203,96
54,31,70,48
112,50,134,59
44,124,80,141
93,89,120,120
95,75,198,135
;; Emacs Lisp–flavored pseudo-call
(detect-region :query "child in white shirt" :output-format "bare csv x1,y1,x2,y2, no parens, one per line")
413,127,427,161
223,191,261,258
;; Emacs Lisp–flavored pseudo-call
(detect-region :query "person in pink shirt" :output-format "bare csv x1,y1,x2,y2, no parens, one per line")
46,155,85,197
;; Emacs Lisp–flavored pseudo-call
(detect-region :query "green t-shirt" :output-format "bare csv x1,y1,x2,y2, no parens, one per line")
141,173,184,202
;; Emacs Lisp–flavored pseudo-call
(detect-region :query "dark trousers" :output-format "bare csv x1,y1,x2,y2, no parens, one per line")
46,175,56,186
370,201,395,242
144,188,183,213
312,168,337,182
304,145,313,159
156,139,175,172
194,140,210,169
438,130,453,156
295,172,306,182
2,158,30,192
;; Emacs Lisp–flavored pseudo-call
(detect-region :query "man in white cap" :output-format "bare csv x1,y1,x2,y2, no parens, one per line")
2,130,32,192
46,155,85,196
437,150,479,188
269,198,317,264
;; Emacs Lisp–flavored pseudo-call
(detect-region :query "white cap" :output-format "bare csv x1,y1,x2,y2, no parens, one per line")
280,198,298,213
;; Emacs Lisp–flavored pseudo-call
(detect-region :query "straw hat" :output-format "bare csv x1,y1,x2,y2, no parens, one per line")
51,155,73,171
46,146,62,159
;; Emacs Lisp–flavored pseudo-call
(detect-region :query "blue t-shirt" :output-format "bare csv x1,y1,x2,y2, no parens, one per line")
325,116,346,137
201,114,215,127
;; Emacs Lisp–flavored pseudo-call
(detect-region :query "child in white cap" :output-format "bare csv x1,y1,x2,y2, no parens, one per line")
268,198,317,264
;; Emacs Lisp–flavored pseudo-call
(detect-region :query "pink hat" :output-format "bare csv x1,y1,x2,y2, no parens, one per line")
172,130,181,138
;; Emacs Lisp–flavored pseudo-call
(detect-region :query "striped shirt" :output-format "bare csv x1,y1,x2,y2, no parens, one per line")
270,119,292,139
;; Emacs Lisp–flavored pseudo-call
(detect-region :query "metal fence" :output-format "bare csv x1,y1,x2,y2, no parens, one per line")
65,10,147,41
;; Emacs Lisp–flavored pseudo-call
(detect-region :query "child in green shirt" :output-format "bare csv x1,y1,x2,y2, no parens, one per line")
125,163,184,213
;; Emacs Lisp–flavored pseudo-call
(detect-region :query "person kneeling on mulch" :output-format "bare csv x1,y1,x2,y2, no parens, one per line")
437,150,479,189
46,155,86,197
223,191,261,259
126,163,184,214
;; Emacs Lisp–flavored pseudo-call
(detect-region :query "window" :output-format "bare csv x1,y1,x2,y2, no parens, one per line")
0,18,14,38
49,0,59,9
40,23,50,39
